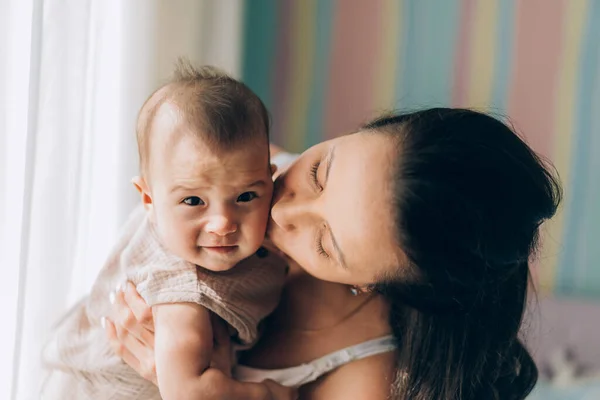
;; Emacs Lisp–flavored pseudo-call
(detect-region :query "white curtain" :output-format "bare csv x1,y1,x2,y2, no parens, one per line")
0,1,244,398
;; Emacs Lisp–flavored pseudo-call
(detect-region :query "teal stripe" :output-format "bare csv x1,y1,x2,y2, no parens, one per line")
396,0,461,108
557,1,600,297
490,0,515,112
579,59,600,297
242,0,279,113
394,0,409,107
305,0,335,148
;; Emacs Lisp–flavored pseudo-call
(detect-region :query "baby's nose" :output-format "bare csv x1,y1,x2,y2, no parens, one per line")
205,215,237,236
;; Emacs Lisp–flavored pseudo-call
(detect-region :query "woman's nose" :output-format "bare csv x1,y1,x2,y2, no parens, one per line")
205,215,237,236
271,192,314,231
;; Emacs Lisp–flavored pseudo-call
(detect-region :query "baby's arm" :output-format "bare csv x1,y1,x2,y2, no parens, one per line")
153,303,277,400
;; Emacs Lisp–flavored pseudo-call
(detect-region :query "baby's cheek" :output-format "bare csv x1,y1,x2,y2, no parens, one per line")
258,203,271,234
246,214,269,248
159,217,194,252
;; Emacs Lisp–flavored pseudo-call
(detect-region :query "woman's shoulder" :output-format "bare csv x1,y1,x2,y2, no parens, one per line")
301,350,397,399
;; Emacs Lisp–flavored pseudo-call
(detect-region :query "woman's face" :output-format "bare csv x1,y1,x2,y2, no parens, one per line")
268,132,404,286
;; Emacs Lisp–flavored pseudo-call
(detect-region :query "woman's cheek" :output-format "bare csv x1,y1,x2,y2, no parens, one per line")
269,227,296,261
280,156,307,183
287,240,316,274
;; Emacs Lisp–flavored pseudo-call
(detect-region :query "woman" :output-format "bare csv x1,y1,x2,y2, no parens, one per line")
106,108,561,399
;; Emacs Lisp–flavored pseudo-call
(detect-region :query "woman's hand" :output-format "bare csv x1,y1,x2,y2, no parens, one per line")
104,282,234,384
103,282,296,399
104,282,157,384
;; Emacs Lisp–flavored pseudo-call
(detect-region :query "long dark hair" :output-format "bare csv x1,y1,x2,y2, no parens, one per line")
366,109,561,399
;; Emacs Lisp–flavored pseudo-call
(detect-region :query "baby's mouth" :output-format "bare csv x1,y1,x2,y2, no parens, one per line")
203,245,238,254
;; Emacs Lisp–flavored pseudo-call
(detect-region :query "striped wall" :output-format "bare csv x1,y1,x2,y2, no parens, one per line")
241,0,600,298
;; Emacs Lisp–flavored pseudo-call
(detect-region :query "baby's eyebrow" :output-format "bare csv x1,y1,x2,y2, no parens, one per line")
170,184,203,193
246,180,266,188
168,178,266,194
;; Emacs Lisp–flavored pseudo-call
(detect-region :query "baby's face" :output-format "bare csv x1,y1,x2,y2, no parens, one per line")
145,113,272,271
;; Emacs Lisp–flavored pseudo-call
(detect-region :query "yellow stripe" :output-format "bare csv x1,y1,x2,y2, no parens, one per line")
466,0,498,108
538,0,589,293
373,0,402,112
286,0,317,151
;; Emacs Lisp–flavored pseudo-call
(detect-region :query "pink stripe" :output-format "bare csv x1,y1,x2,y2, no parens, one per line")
452,0,477,106
324,0,385,139
507,0,567,158
271,0,294,145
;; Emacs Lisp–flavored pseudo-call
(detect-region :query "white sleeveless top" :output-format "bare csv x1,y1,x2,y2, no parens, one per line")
233,335,397,388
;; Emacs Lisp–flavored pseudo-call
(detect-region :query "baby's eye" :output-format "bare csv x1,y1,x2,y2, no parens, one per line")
182,196,204,206
237,192,258,203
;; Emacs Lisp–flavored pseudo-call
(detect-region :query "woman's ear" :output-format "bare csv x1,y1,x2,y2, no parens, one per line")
357,284,375,294
131,176,153,213
349,284,374,296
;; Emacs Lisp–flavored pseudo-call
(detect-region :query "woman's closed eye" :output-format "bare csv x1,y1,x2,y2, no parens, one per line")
315,225,330,258
309,160,323,191
182,196,204,206
315,235,329,258
237,191,258,203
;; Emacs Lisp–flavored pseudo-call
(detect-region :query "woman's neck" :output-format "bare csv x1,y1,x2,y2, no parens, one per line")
272,265,381,331
238,263,392,369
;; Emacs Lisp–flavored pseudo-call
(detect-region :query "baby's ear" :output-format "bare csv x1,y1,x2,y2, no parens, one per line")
131,176,153,212
270,163,278,177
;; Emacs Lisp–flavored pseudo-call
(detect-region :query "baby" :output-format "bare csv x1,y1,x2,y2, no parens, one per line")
41,62,287,400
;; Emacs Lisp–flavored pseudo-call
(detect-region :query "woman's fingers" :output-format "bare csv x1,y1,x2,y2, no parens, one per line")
104,317,158,385
104,318,141,375
112,289,155,348
122,281,154,332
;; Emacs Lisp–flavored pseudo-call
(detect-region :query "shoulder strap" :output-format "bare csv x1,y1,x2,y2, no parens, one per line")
307,335,397,378
234,335,397,387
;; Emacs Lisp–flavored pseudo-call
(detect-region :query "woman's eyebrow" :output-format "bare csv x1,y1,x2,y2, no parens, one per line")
323,145,347,269
328,226,348,270
245,180,266,188
324,145,336,186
